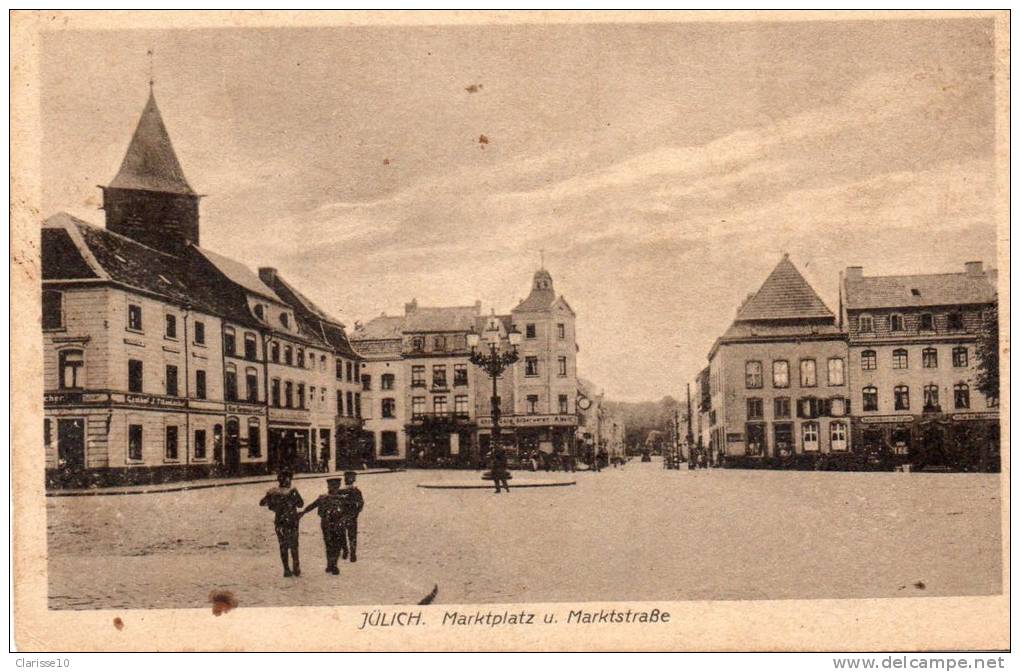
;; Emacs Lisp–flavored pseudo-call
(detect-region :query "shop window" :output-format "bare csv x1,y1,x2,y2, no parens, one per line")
59,349,84,389
165,425,179,460
952,346,969,368
830,422,848,451
381,431,399,456
827,357,845,386
746,423,766,457
42,290,63,330
127,304,143,331
248,419,261,457
195,369,207,399
746,398,763,420
128,359,143,393
165,365,179,397
772,360,789,388
861,350,877,371
800,359,817,387
745,361,763,389
194,429,207,460
863,386,878,412
774,397,791,419
801,422,820,452
128,424,143,461
894,385,910,411
954,383,970,409
892,349,908,369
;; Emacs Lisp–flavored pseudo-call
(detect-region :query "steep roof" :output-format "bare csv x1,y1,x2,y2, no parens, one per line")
108,91,195,196
352,315,405,341
403,305,480,333
263,270,359,358
192,246,282,304
41,219,98,280
844,270,996,310
735,255,834,322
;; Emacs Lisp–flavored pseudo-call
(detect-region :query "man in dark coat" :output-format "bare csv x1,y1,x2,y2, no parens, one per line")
338,470,364,562
491,446,510,494
299,477,346,574
259,470,304,577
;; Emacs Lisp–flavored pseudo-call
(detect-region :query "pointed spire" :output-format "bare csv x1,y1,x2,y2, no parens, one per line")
109,90,195,196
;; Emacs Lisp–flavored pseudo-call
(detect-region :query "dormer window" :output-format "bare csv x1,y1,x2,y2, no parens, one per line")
858,314,874,333
889,313,904,332
254,304,265,321
919,313,934,332
280,312,290,329
947,312,964,331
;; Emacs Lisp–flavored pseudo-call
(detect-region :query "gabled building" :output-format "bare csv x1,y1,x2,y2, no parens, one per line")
41,88,363,486
706,255,851,465
840,262,999,471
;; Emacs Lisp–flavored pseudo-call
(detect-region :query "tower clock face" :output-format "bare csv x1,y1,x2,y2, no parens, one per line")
577,395,592,411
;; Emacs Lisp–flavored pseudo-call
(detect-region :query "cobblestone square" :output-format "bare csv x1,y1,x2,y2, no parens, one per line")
46,461,1002,610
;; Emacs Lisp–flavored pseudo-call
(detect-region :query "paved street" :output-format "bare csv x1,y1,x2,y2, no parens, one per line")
47,459,1003,609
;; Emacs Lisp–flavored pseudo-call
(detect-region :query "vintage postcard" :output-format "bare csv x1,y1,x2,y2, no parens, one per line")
10,10,1010,652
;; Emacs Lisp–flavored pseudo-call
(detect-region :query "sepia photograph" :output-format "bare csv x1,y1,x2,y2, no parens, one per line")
10,9,1009,653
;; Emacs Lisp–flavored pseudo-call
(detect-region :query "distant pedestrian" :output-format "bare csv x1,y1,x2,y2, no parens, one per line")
299,477,346,574
259,470,304,578
338,470,364,562
491,446,510,494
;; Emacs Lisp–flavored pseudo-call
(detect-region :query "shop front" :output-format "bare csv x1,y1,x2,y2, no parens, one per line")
853,412,1000,472
407,414,477,467
477,414,578,466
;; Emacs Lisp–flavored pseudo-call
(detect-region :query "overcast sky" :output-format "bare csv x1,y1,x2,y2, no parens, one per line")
41,17,998,401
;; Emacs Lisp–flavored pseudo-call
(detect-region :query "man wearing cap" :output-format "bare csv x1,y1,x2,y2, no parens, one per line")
299,477,346,574
259,470,304,577
338,470,364,563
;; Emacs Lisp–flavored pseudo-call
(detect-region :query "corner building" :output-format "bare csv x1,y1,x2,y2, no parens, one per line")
706,256,852,467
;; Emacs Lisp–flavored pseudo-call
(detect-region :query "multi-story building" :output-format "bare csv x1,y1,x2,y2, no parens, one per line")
352,268,581,465
41,89,361,485
706,255,851,466
840,262,999,470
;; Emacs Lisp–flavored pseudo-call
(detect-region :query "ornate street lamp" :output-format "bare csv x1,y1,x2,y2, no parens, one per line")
467,318,522,463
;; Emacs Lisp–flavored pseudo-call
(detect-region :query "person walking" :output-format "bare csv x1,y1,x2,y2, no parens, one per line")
299,477,346,574
259,470,304,578
338,470,364,562
491,446,510,494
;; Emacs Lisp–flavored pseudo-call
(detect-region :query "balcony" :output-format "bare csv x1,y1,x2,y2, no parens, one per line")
408,411,473,427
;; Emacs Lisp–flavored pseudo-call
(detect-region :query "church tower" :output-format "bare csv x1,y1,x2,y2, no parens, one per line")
101,90,200,255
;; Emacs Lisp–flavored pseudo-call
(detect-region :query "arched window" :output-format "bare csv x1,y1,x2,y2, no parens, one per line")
860,350,877,371
890,313,905,332
247,418,261,458
894,385,910,411
922,347,938,369
58,349,84,389
243,332,257,360
858,314,875,333
954,383,970,409
892,348,908,369
923,384,940,410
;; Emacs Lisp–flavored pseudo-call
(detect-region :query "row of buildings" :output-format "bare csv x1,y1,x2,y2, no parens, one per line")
684,255,999,471
41,88,616,487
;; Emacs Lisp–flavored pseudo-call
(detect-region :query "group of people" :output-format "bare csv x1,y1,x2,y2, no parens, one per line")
259,469,364,577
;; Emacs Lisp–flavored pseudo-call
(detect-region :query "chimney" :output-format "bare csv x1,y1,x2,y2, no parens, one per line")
404,298,419,315
258,267,278,286
965,261,984,277
845,266,863,281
